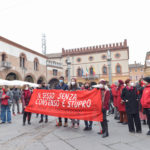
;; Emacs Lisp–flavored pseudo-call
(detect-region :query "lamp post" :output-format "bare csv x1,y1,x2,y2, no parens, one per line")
107,50,112,85
66,56,71,84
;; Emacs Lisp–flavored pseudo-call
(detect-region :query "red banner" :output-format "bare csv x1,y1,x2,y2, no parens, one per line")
25,88,103,122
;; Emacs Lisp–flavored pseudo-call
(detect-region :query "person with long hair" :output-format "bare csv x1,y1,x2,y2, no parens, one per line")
69,78,80,128
117,80,127,125
121,79,142,133
22,84,32,126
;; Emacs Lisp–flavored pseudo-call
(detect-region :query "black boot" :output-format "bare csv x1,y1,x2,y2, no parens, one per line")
102,132,109,138
39,119,43,123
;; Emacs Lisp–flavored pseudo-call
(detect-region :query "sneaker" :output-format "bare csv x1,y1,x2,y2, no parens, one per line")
64,122,68,127
74,124,79,129
13,113,16,116
56,122,62,127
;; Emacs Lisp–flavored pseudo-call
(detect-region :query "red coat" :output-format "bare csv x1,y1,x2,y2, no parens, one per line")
1,90,10,105
21,89,31,107
111,85,118,107
141,84,150,108
102,90,110,110
117,85,126,112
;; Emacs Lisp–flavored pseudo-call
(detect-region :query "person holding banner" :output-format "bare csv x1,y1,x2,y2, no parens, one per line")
69,78,80,128
39,82,48,123
83,82,93,131
22,85,32,126
55,76,68,127
97,80,110,138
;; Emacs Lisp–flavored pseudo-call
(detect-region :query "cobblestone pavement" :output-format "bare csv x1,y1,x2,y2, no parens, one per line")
0,113,150,150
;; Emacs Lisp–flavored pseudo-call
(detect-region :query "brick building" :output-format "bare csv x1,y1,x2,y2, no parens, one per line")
0,36,62,87
48,39,130,85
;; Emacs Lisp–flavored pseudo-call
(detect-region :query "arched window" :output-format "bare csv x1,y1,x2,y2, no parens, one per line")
116,64,121,74
77,68,82,77
34,58,39,71
89,67,93,75
20,53,26,68
2,53,6,61
102,66,107,75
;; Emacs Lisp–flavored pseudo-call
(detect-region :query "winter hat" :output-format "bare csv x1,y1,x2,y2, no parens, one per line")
118,80,124,85
143,77,150,83
99,79,106,85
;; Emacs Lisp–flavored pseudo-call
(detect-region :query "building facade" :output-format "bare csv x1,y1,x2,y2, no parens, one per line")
144,51,150,77
48,39,130,85
0,36,62,87
129,62,144,83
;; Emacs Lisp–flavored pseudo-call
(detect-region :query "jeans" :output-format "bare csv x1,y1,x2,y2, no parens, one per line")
1,105,11,123
12,99,20,113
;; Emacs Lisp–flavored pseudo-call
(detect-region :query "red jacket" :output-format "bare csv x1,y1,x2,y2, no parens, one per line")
101,90,110,110
111,84,118,107
141,84,150,108
1,90,10,105
21,89,31,107
117,85,126,112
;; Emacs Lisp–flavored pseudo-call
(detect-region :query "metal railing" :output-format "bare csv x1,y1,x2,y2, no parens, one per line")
0,61,11,69
46,60,62,68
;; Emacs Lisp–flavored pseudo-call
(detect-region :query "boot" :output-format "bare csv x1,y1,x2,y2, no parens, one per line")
39,119,43,123
102,132,109,138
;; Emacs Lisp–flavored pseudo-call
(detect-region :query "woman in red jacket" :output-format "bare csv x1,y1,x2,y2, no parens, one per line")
117,80,127,124
21,84,32,126
0,86,11,123
141,77,150,135
111,83,119,120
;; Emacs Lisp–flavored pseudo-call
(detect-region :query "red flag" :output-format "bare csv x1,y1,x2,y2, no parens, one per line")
25,88,103,122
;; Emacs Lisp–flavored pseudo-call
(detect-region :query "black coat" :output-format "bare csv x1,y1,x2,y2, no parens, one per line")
121,87,139,114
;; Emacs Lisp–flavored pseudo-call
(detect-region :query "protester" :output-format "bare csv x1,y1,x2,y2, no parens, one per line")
117,80,127,124
0,86,12,123
39,82,48,123
121,79,142,133
136,79,147,125
22,84,32,126
97,80,110,138
111,82,119,120
69,78,80,128
141,77,150,135
55,76,68,127
82,82,93,131
12,86,21,115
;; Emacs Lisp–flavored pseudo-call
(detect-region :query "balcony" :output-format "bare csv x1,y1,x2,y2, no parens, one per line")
0,61,11,69
46,60,62,68
82,74,100,80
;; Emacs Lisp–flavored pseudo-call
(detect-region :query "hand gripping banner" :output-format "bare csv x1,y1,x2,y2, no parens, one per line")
25,88,103,122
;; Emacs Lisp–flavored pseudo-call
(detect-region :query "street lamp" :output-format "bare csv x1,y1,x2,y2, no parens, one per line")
107,50,112,85
66,56,71,84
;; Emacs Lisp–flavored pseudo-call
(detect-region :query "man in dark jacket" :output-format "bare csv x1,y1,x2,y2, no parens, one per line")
12,87,21,115
55,76,68,127
39,82,49,123
121,79,142,133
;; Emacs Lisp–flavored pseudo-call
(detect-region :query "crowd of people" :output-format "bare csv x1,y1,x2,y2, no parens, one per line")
0,76,150,138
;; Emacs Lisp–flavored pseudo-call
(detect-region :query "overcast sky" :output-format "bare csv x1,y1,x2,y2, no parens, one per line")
0,0,150,64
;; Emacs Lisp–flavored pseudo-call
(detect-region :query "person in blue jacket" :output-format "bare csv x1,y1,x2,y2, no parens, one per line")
55,76,68,127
